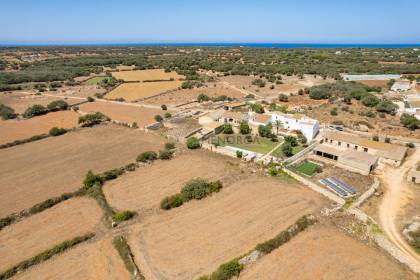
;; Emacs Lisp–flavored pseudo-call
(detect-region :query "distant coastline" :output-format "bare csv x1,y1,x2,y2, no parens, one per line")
1,43,420,48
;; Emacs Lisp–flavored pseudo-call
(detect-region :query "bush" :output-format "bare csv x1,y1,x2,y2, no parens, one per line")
330,108,338,116
160,194,184,210
164,112,172,118
47,100,68,111
297,134,307,144
236,150,243,158
249,103,264,113
400,113,419,130
268,166,278,176
83,170,103,189
0,104,17,120
361,94,380,107
78,112,109,127
87,96,95,102
136,151,157,162
239,121,251,135
281,142,293,157
385,137,391,143
161,104,167,110
100,168,124,181
154,115,163,122
372,135,379,141
187,137,200,149
197,93,211,102
209,260,243,280
278,93,289,102
258,124,272,138
164,142,175,150
158,149,174,160
181,179,214,201
376,100,398,114
112,211,136,222
406,142,415,148
23,104,47,118
223,123,233,134
49,127,67,136
284,135,298,146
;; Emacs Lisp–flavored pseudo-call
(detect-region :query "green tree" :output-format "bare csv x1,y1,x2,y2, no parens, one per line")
223,123,233,134
258,124,272,138
239,121,251,135
376,100,398,115
78,112,109,127
161,104,167,110
284,135,298,146
47,100,68,111
281,142,293,157
278,94,289,102
23,104,47,118
187,137,200,149
0,104,17,120
154,115,163,122
361,94,380,107
400,113,419,130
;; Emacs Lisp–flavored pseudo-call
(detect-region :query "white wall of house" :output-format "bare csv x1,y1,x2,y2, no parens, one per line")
269,113,319,140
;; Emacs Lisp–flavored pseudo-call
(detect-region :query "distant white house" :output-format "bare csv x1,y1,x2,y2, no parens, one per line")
391,80,411,92
248,112,320,140
342,74,401,81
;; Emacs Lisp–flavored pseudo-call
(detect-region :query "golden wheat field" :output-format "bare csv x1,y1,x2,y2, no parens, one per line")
111,69,184,82
105,81,182,101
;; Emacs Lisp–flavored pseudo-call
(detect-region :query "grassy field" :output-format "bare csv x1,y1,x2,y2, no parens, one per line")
272,144,305,158
83,76,107,85
295,161,320,176
215,134,279,155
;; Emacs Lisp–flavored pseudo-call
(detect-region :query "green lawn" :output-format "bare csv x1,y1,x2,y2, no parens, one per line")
271,144,305,158
214,134,279,155
295,161,320,176
84,76,107,85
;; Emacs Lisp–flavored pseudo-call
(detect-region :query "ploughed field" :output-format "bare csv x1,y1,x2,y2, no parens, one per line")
103,150,245,213
79,101,172,127
106,81,182,101
0,111,79,145
0,198,102,273
13,238,130,280
111,69,184,82
239,223,418,280
0,124,164,217
127,177,325,280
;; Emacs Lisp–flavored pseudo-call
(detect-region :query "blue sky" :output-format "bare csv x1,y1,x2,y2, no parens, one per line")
1,0,419,44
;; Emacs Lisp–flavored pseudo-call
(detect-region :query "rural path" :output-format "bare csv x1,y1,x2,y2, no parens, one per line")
378,148,420,267
261,140,284,160
222,81,263,99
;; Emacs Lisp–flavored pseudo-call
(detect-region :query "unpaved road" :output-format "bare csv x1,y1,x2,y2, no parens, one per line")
378,148,420,267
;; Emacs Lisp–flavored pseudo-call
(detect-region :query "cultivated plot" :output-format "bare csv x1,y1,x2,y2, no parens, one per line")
106,81,182,101
0,197,102,273
0,110,79,145
0,124,164,217
104,150,244,213
128,178,324,280
13,237,130,280
239,223,418,280
111,69,184,82
79,101,171,127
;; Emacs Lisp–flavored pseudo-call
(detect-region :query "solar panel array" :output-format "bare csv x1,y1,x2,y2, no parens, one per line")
319,177,356,198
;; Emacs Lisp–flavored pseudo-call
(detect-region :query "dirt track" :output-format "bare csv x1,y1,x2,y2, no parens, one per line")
378,148,420,267
13,237,130,280
0,197,102,272
239,223,418,280
0,124,164,217
128,177,324,280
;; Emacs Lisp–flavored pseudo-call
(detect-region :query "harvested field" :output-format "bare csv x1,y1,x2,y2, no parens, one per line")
145,82,244,105
104,150,245,213
357,80,389,88
0,110,79,145
0,124,165,217
79,101,171,127
111,69,184,82
239,223,417,280
128,177,324,279
54,85,106,98
0,91,80,114
0,197,102,273
13,237,130,280
106,81,182,101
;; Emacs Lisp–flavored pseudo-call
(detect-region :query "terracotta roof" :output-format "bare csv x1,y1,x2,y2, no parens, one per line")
222,111,246,120
254,114,272,124
324,131,407,161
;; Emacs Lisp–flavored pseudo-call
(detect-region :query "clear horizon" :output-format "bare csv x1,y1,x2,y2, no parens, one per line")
1,0,420,44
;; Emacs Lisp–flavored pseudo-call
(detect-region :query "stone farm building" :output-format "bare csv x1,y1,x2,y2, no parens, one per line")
391,80,411,92
314,131,407,171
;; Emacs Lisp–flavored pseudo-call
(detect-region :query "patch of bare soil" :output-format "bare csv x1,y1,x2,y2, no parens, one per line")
0,124,165,217
0,110,79,144
104,149,245,213
54,85,106,98
145,82,244,106
13,237,130,280
239,222,418,280
0,91,80,114
106,81,182,101
0,197,102,272
357,80,389,88
111,69,184,82
79,101,171,127
128,177,325,280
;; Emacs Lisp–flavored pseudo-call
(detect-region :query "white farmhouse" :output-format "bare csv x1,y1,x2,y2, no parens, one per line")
391,80,411,92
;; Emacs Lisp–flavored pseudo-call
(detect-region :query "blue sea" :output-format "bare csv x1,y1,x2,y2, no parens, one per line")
1,42,420,48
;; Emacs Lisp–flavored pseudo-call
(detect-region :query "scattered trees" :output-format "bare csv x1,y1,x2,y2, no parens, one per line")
47,100,68,111
278,94,289,102
23,104,47,118
136,151,158,163
0,104,16,120
78,112,109,127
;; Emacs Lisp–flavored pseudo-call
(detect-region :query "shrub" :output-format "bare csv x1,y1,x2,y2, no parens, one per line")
268,166,278,176
23,104,47,118
83,170,103,189
249,103,264,113
376,100,398,114
0,104,17,120
209,260,243,280
239,121,251,135
154,115,163,122
78,112,109,127
236,150,243,158
49,127,67,136
161,104,167,110
158,149,174,160
252,78,266,87
160,194,184,210
278,93,289,102
164,112,172,118
330,108,338,116
385,137,391,143
297,134,307,144
181,179,214,201
47,100,68,111
223,123,233,134
400,113,419,130
284,135,298,146
132,122,138,128
187,137,200,149
100,168,124,181
164,142,175,150
258,124,272,138
112,211,136,222
361,94,380,107
406,142,415,148
136,151,157,162
197,93,211,102
281,142,293,157
87,96,94,102
366,111,376,118
372,135,379,141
